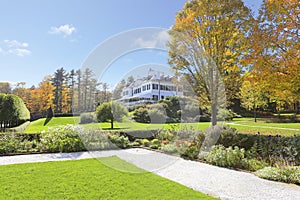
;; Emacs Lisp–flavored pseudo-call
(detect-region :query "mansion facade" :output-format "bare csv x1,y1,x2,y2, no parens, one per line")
118,69,183,106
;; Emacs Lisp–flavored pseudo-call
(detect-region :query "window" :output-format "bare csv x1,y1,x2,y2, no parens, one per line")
152,95,158,100
142,85,146,91
160,85,166,90
152,84,158,90
147,84,150,90
161,96,164,99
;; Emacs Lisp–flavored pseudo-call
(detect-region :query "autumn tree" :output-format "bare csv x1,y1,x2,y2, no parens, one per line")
240,73,268,122
246,0,300,114
168,0,253,125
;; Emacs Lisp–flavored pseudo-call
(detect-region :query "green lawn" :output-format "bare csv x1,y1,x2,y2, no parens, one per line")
0,157,215,200
24,116,300,136
24,117,79,133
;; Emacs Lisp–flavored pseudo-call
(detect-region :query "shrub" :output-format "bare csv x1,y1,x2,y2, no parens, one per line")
151,139,160,145
217,109,234,121
242,158,268,171
141,139,150,147
255,166,300,185
39,125,85,153
79,130,115,150
132,107,150,123
0,133,40,154
80,113,97,124
204,145,245,168
0,94,30,129
108,134,130,149
149,144,159,149
161,144,177,154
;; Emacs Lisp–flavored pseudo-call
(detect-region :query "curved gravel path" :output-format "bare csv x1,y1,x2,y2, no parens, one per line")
1,149,300,200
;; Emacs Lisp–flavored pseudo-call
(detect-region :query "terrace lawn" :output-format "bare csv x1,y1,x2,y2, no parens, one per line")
24,116,300,136
0,157,215,200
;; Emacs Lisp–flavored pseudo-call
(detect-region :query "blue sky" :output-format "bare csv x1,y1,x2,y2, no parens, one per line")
0,0,262,89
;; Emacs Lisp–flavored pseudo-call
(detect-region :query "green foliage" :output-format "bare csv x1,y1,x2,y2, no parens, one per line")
160,143,177,154
0,133,39,154
204,145,245,168
108,134,130,149
217,109,235,121
39,125,85,153
255,166,300,185
141,139,150,147
148,104,166,124
96,102,128,122
242,158,268,172
80,113,97,124
132,107,150,123
0,94,30,129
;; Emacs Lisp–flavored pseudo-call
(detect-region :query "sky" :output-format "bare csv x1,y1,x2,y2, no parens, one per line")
0,0,262,89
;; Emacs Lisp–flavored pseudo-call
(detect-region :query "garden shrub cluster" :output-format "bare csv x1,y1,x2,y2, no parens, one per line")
79,113,97,124
255,166,300,185
0,133,39,154
1,123,299,185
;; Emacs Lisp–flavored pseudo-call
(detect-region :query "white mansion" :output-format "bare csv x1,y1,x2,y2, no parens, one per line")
118,69,184,106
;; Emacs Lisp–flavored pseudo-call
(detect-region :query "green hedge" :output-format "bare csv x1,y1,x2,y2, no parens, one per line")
0,94,30,129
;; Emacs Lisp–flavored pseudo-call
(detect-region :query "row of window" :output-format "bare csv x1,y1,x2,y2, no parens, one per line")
123,84,183,96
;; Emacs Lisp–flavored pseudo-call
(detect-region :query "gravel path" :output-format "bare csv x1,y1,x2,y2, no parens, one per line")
1,149,300,200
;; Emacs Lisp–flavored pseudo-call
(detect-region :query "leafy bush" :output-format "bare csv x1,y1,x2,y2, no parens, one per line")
242,158,268,171
108,134,130,149
39,125,85,153
161,143,177,154
204,145,245,168
132,107,150,123
255,166,300,185
80,113,97,124
0,133,39,154
0,94,30,129
141,139,150,147
149,144,159,149
151,139,160,145
217,109,234,121
79,130,115,150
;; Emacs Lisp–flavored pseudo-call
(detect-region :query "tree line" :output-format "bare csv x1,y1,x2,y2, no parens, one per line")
0,68,112,119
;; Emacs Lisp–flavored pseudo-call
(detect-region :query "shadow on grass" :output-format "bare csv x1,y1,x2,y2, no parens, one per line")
101,127,129,130
43,117,53,126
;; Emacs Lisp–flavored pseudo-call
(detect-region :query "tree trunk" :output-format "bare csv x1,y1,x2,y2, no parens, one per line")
110,118,114,129
254,107,257,122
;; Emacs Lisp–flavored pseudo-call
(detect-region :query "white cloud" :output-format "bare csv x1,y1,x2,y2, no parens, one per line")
8,48,31,57
4,40,28,48
134,38,157,48
134,30,171,48
49,24,76,37
0,39,31,57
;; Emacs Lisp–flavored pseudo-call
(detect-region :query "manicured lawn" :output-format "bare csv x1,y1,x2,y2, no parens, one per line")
228,118,300,136
24,117,79,133
24,116,300,136
0,157,215,200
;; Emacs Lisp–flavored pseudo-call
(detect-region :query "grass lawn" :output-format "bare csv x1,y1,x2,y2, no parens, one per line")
24,116,300,136
0,157,215,200
24,117,80,133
